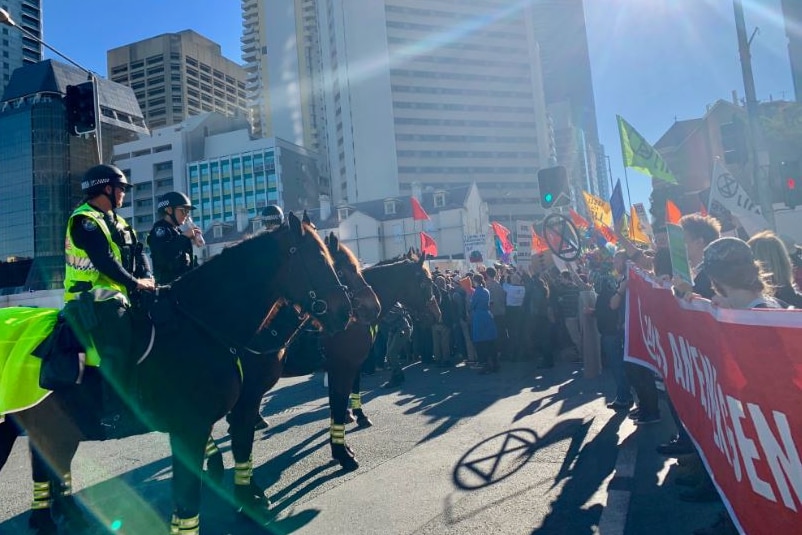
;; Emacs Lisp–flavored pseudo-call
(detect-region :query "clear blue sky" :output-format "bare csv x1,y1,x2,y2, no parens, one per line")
40,0,794,210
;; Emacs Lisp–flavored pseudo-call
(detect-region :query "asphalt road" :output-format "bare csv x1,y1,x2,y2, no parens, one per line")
0,360,723,534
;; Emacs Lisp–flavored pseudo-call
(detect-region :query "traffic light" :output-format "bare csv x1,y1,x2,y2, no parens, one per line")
537,165,570,209
64,81,97,135
720,120,748,165
780,160,802,209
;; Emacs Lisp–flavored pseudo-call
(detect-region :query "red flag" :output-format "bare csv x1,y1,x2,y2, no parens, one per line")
490,222,514,254
419,231,438,257
597,224,618,245
531,229,549,253
666,200,682,224
410,197,430,221
569,208,590,230
699,202,708,217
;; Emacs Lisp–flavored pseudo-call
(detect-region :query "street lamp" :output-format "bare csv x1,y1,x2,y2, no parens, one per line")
0,7,103,162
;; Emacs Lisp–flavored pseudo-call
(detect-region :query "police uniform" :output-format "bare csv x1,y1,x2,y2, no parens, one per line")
147,219,196,284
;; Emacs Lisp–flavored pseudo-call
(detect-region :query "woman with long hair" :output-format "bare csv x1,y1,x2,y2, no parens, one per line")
747,231,802,307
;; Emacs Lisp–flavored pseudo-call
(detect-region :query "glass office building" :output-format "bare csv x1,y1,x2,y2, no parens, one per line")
0,60,146,291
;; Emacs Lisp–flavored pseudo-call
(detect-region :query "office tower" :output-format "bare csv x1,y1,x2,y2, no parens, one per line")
316,0,553,224
530,0,601,197
0,60,146,291
0,0,41,95
783,0,802,102
108,30,248,130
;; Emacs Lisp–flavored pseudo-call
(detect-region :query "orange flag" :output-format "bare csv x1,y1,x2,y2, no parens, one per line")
419,231,438,257
569,208,590,230
629,206,651,244
410,197,430,220
666,200,682,224
531,229,549,253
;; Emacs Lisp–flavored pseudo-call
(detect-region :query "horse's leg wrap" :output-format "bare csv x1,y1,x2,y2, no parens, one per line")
349,392,362,410
349,392,373,427
330,421,358,470
170,513,200,535
204,436,224,483
31,479,51,510
204,436,219,458
234,456,253,487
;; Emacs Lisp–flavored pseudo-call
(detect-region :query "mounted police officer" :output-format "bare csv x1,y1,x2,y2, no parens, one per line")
148,191,200,284
262,204,284,231
63,164,154,432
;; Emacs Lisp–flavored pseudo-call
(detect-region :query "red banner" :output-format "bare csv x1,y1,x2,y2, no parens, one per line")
625,268,802,534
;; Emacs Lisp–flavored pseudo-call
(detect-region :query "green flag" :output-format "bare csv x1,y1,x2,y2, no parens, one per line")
617,115,678,184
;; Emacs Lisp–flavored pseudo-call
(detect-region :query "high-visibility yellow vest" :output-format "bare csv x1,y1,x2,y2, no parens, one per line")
63,203,129,302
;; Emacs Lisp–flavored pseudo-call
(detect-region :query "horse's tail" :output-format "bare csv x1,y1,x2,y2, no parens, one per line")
0,416,21,471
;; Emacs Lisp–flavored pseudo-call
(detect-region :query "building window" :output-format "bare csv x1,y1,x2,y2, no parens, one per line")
384,200,396,215
338,207,349,221
434,192,446,208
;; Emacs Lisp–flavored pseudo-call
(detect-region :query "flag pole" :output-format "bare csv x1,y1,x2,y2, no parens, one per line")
623,167,633,207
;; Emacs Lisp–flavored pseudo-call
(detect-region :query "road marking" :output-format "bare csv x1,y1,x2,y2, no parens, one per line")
597,433,638,535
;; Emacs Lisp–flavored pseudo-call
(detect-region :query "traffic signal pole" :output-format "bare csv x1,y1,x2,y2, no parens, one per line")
0,8,103,164
734,0,776,229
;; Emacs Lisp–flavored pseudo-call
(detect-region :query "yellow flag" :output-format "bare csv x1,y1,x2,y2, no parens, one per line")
582,191,612,227
629,206,651,244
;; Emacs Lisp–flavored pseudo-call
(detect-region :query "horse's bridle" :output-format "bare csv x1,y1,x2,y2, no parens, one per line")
284,225,350,320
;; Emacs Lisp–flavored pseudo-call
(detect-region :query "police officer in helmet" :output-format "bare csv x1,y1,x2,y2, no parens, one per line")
262,204,284,231
148,191,200,284
63,164,154,429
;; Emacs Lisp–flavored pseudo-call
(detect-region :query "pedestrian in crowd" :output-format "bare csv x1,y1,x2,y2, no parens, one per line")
747,230,802,307
657,215,722,457
147,191,201,285
380,302,413,389
524,272,553,368
470,274,498,374
550,270,582,361
604,250,634,411
484,267,508,362
690,237,782,535
448,274,470,363
612,249,661,425
502,270,527,360
432,276,454,367
456,274,479,364
62,164,155,424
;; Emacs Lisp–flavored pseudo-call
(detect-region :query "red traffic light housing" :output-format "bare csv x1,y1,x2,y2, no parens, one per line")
780,160,802,209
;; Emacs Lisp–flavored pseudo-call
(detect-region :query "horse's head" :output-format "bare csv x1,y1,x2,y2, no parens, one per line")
392,253,441,326
325,233,381,325
272,213,353,334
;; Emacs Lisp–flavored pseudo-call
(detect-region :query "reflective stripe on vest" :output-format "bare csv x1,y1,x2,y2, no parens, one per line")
63,203,129,302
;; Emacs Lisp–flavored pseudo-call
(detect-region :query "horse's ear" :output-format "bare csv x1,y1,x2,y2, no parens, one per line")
302,210,311,225
287,212,303,235
329,232,338,248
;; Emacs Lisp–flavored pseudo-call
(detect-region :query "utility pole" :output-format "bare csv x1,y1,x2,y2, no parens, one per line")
734,0,776,229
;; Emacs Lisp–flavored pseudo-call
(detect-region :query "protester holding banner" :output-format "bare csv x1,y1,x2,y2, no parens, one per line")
747,231,802,308
677,214,721,300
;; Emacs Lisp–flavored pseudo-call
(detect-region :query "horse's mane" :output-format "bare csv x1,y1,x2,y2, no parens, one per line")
334,241,361,272
173,220,332,288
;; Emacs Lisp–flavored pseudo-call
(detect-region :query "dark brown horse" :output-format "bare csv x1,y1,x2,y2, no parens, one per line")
0,214,353,535
207,248,440,521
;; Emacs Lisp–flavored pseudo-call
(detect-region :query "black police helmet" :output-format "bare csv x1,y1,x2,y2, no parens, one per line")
261,204,284,226
157,191,195,212
81,164,131,197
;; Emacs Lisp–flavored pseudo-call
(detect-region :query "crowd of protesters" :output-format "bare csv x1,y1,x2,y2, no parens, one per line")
362,212,802,535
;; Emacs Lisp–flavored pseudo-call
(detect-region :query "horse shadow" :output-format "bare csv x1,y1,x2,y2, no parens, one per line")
511,366,611,423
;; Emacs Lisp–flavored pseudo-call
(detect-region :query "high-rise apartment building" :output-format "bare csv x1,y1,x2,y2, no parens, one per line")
241,0,324,155
0,0,41,94
107,30,248,130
